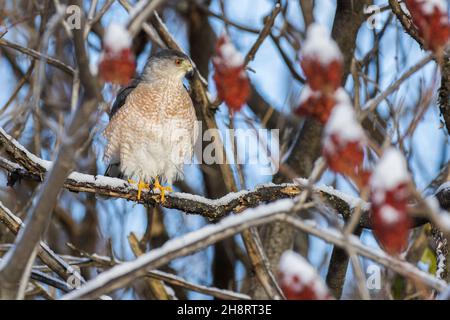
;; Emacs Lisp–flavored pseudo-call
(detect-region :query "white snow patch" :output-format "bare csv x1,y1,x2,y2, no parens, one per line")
163,284,177,300
400,2,412,16
371,148,409,190
67,172,129,189
294,178,370,210
0,127,52,170
301,23,343,64
436,182,450,195
104,23,132,53
279,250,329,298
316,183,370,211
298,85,320,104
379,205,401,224
427,196,450,230
334,87,352,105
324,97,365,143
61,198,295,299
214,34,244,68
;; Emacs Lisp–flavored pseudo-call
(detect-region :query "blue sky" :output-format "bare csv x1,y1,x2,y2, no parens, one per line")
0,0,448,299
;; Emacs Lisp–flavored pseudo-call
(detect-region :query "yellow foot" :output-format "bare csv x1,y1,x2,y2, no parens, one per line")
128,179,150,201
153,178,172,202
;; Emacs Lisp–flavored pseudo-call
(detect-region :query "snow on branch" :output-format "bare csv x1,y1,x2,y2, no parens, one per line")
0,201,86,291
0,126,433,228
61,200,292,299
60,198,446,300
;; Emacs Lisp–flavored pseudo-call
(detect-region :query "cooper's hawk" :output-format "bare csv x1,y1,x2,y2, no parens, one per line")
103,49,197,201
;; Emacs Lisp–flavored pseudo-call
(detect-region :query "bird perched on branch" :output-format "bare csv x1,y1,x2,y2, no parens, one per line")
103,49,197,202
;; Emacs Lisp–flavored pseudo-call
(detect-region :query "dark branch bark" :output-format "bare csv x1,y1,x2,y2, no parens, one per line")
0,3,101,299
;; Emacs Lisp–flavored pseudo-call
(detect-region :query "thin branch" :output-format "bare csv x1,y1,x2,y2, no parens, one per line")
128,232,173,300
60,204,291,299
0,201,86,292
0,3,101,299
388,0,423,47
127,0,167,37
0,39,75,75
359,53,434,120
244,3,281,65
60,199,446,300
27,252,251,300
0,126,432,229
148,8,284,299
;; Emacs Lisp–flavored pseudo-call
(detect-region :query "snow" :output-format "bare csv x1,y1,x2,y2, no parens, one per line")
400,2,412,16
324,97,365,143
371,148,409,190
379,205,401,224
279,250,329,297
298,85,320,104
163,284,177,300
0,127,52,170
172,189,249,207
215,34,244,68
220,43,244,67
294,178,370,210
61,198,295,299
313,182,371,211
104,23,132,52
334,87,352,105
301,23,343,64
436,182,450,195
150,269,250,299
67,172,129,189
279,251,316,283
0,157,25,171
61,192,447,300
426,196,450,230
418,0,448,14
436,253,446,279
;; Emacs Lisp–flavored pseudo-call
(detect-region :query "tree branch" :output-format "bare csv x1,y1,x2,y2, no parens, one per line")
60,199,446,300
0,201,85,290
0,126,434,229
0,3,101,299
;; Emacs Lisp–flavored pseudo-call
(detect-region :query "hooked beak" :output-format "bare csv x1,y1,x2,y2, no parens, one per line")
181,59,194,80
186,67,195,80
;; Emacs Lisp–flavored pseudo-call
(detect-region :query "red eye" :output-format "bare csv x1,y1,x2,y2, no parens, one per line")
175,59,182,65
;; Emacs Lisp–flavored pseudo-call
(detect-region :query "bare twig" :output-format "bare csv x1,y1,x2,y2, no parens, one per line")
244,3,281,65
0,201,86,290
0,39,75,75
0,4,101,299
0,130,431,229
60,199,446,300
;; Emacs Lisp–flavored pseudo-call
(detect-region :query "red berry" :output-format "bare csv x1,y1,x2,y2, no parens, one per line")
278,251,333,300
300,24,344,92
370,148,412,255
212,34,250,113
99,47,136,85
98,23,136,85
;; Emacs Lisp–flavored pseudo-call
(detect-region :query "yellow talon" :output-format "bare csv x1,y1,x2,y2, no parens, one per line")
153,177,172,202
128,179,150,200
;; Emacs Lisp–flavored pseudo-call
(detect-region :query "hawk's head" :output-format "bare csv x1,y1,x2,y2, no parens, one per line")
142,49,194,82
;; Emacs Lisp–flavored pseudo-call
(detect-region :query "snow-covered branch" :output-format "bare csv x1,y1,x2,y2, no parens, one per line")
61,198,446,300
0,201,86,291
61,200,292,299
0,126,435,228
